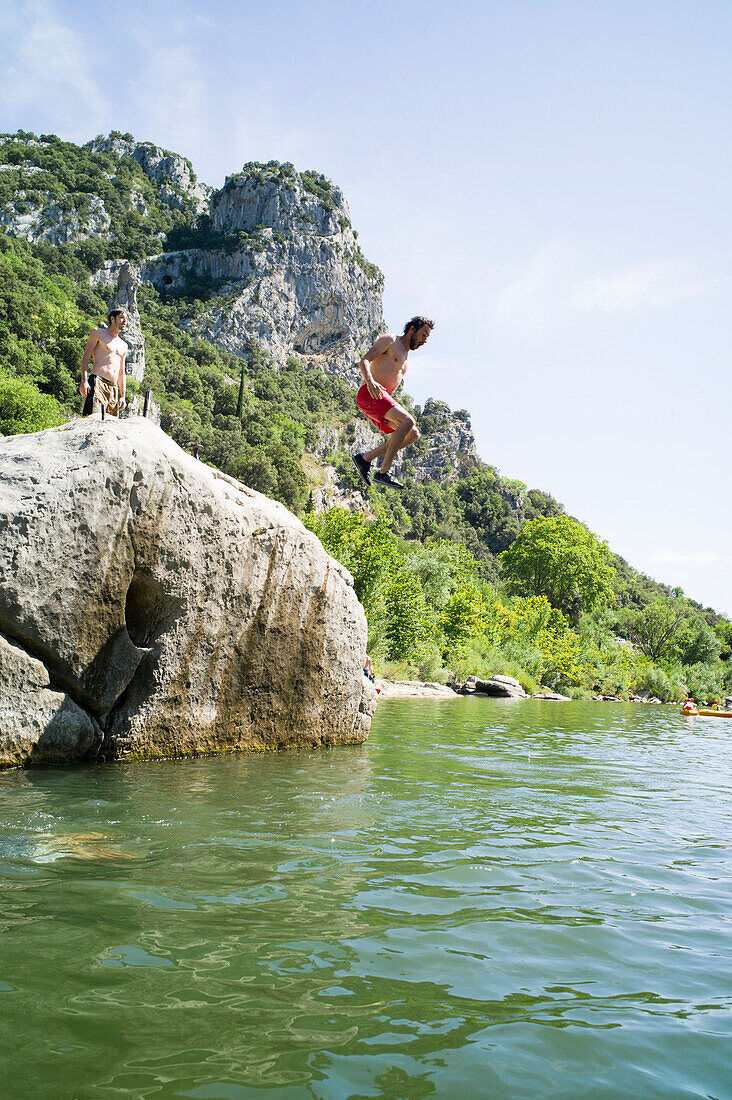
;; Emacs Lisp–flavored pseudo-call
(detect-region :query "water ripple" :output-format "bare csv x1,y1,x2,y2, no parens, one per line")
1,699,731,1097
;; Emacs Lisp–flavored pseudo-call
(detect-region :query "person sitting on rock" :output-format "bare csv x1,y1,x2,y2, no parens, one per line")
79,308,128,418
351,316,433,489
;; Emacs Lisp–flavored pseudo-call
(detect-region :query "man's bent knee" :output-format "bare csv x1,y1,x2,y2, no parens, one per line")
385,409,415,435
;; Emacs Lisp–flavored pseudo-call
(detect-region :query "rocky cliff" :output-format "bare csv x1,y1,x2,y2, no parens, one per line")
1,134,384,381
0,133,476,487
408,399,477,483
0,132,208,247
86,133,212,215
0,417,375,767
96,162,385,380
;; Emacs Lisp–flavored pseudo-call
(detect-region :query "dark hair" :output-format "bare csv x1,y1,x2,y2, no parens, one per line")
108,307,128,324
403,315,434,335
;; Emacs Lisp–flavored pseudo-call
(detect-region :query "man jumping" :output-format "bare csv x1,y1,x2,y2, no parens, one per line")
352,316,433,488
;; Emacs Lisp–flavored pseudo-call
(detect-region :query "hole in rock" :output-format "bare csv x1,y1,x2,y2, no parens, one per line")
124,570,180,648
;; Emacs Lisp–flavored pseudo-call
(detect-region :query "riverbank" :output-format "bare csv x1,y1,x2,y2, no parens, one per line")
373,679,721,705
375,678,572,701
375,679,459,699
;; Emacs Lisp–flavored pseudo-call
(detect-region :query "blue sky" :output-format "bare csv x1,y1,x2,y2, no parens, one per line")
2,0,730,614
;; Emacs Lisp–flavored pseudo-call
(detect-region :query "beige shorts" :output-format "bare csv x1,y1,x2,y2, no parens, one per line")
91,376,121,417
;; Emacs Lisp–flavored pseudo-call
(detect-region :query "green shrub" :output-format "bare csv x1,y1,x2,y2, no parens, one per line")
0,372,65,435
682,662,726,703
631,664,682,702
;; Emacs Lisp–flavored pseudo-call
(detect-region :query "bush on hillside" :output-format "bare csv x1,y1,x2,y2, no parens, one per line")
0,372,64,435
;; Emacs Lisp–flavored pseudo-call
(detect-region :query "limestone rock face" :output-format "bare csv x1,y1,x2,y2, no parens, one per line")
0,132,211,252
134,164,384,379
410,400,477,483
3,135,384,390
0,418,375,766
86,135,212,215
0,632,102,767
0,192,111,245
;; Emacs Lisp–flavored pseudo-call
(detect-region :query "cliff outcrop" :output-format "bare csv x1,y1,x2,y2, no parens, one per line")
86,134,212,215
98,162,384,379
0,417,375,768
0,132,209,248
409,399,477,483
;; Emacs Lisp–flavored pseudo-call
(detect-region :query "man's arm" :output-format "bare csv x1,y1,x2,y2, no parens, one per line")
79,330,99,396
116,342,128,409
358,334,392,398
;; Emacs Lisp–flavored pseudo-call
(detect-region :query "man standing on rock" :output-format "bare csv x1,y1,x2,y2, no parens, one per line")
79,308,128,418
351,316,433,488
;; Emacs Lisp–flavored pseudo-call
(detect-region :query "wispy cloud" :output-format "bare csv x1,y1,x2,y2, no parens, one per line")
121,15,208,155
409,353,479,382
117,10,313,185
570,259,709,313
648,550,732,567
0,0,109,134
494,240,571,336
494,243,711,339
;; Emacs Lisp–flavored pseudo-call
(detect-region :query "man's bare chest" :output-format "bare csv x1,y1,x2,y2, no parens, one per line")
376,345,407,373
95,335,125,359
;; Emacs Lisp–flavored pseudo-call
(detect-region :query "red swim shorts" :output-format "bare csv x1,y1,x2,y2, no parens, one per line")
356,383,397,434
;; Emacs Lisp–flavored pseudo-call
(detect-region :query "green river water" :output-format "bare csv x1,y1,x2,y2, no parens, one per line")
1,698,731,1099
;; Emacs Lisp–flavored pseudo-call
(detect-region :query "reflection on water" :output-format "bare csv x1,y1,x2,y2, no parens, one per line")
1,699,731,1098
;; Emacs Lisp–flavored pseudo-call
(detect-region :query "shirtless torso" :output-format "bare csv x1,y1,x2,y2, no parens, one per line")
82,328,128,385
359,323,431,398
79,312,128,409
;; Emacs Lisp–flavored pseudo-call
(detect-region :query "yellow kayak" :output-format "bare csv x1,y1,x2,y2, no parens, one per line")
680,706,732,718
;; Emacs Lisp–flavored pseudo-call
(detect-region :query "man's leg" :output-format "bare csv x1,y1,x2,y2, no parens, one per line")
91,377,119,418
91,385,106,417
378,406,420,474
353,404,419,488
362,438,389,463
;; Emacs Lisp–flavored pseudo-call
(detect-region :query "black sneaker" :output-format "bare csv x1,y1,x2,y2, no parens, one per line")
351,452,372,486
372,470,404,489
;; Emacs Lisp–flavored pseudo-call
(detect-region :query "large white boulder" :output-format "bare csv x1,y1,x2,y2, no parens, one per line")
461,675,528,699
0,417,375,766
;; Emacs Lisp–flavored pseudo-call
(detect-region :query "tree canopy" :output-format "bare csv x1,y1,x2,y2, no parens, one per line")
500,515,616,623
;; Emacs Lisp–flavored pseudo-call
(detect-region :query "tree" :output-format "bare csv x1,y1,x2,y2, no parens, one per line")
617,597,688,662
713,618,732,662
439,581,489,649
677,616,721,667
380,568,433,660
303,509,401,608
500,515,615,623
